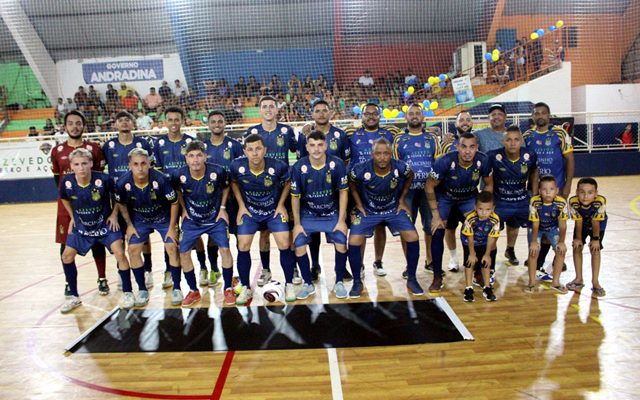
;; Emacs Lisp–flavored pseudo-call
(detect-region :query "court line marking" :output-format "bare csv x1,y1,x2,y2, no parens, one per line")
630,195,640,218
434,296,475,340
210,351,235,400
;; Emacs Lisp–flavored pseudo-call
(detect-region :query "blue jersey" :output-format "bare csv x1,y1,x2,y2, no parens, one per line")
528,195,569,231
393,129,441,189
568,195,607,231
290,155,348,217
245,123,297,165
430,151,491,201
345,126,399,165
204,136,244,173
102,136,154,184
153,134,192,177
349,158,411,215
230,157,291,217
523,126,573,189
114,168,177,225
487,148,537,205
297,125,350,161
461,211,501,246
59,171,114,236
171,163,228,225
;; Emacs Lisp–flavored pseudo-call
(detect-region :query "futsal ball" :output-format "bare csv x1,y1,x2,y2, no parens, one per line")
232,276,243,295
263,280,284,303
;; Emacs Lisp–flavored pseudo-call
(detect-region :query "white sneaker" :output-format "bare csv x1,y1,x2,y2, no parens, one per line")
235,286,253,305
60,296,82,314
285,283,297,302
448,258,459,272
162,271,173,289
199,270,209,287
120,292,135,309
171,289,183,306
292,268,303,285
135,290,149,307
144,271,154,289
257,269,272,286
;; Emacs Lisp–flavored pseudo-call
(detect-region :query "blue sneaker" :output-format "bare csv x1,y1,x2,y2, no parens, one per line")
407,278,425,296
334,282,348,299
296,283,316,300
134,290,149,307
349,281,364,298
536,270,553,282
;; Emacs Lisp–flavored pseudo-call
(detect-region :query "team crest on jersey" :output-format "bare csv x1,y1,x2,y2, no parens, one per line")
450,161,456,170
545,137,552,146
523,153,530,161
159,139,165,146
57,145,63,152
152,181,159,189
364,172,371,181
186,138,192,144
394,169,399,177
223,148,231,160
109,141,115,148
268,167,275,175
239,166,246,174
520,163,528,174
95,179,102,187
326,171,332,184
210,172,217,181
136,142,142,148
352,214,361,225
329,139,338,151
180,175,187,183
206,182,214,193
390,177,398,189
476,160,482,168
280,127,287,134
180,145,187,155
251,128,258,134
472,170,480,181
91,188,101,201
264,176,273,187
495,153,503,162
125,183,132,191
65,180,72,189
329,161,335,170
333,132,340,139
150,190,157,200
277,135,284,147
301,165,308,173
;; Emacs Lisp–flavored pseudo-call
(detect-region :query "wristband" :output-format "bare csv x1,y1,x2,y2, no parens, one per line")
591,236,599,240
220,206,226,210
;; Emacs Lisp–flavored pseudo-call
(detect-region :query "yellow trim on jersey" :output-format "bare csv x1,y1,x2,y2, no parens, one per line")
375,171,390,178
250,169,264,177
134,182,149,190
311,163,326,171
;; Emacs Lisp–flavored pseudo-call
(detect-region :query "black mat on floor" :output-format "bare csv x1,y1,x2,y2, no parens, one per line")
67,299,471,353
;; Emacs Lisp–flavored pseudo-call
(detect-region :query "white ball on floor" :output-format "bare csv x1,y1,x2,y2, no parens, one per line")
262,280,283,303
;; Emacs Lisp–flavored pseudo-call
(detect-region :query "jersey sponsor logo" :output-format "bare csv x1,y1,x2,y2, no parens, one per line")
239,166,246,174
210,172,217,181
152,181,159,189
159,139,165,146
136,142,142,148
180,175,186,183
524,153,530,161
364,172,371,181
268,167,275,175
95,179,103,187
329,161,335,170
394,169,399,177
65,180,72,189
334,132,340,138
125,183,132,191
281,127,287,133
495,153,503,161
301,165,308,173
109,141,115,148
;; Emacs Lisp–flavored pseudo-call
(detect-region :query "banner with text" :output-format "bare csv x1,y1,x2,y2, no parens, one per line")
0,140,56,180
82,60,164,84
452,75,475,105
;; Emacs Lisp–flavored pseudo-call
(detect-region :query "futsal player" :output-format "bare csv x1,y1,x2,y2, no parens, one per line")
347,138,423,297
291,131,349,299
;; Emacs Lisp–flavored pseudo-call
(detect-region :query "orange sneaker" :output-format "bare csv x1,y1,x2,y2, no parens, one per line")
224,288,236,305
181,290,201,307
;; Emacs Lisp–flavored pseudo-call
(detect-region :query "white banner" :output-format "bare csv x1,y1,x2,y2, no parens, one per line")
0,140,56,180
452,75,476,105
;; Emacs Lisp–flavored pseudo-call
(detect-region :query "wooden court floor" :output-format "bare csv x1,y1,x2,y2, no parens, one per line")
1,175,639,399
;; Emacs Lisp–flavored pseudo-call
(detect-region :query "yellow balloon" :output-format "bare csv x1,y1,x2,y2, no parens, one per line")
492,49,500,56
407,86,415,95
382,109,392,119
391,109,399,118
429,101,439,110
402,105,408,113
419,103,425,109
434,76,441,84
428,76,436,86
492,54,499,61
556,20,564,28
530,32,539,40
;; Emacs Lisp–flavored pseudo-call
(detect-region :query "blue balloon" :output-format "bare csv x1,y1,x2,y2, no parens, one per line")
438,73,446,81
426,110,435,117
403,90,410,98
423,83,431,90
485,52,492,61
537,28,545,37
439,81,446,88
422,99,430,108
422,109,429,117
397,111,405,118
352,106,361,115
549,25,556,32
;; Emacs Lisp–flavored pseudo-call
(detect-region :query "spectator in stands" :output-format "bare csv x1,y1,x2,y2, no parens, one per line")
43,118,56,135
529,39,543,78
121,90,139,112
316,74,328,91
617,124,635,148
405,69,418,85
28,126,38,139
74,86,88,110
136,110,153,130
234,76,248,98
288,74,302,96
105,84,119,103
87,85,102,110
158,81,173,103
174,79,186,97
514,39,527,80
143,87,163,113
118,82,131,99
302,75,314,94
546,40,564,70
55,97,68,124
270,74,283,95
358,70,374,88
247,76,260,97
492,60,510,88
179,88,197,112
217,79,230,97
66,98,77,112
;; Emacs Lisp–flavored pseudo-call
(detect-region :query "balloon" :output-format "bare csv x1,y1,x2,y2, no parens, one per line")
549,25,556,32
492,49,500,56
397,111,404,118
491,54,499,62
407,86,415,95
537,28,545,37
434,76,441,84
403,90,410,98
352,106,361,115
438,73,447,81
530,32,539,40
429,101,439,110
439,81,446,88
402,105,408,113
423,83,431,90
391,109,399,118
428,76,437,86
382,109,392,119
422,99,430,108
485,52,492,61
422,109,429,117
426,109,435,117
556,20,564,28
419,103,425,109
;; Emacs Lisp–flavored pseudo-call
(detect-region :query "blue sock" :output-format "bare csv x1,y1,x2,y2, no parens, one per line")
406,241,420,279
184,270,198,291
118,269,133,293
335,250,347,282
309,232,321,268
296,254,312,284
196,250,207,270
131,266,147,291
170,264,181,290
280,249,295,283
208,245,220,272
164,250,170,272
222,266,233,289
348,245,362,282
237,250,252,287
260,250,271,271
143,253,152,272
431,229,445,277
62,261,79,297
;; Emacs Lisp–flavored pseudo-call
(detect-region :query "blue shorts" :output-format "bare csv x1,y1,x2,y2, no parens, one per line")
350,210,415,238
237,211,290,236
293,215,348,247
179,218,229,253
495,201,529,229
406,188,432,234
66,229,123,256
437,196,475,226
129,221,175,245
527,227,561,249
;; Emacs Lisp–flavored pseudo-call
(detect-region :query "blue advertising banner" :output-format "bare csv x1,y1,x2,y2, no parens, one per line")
82,60,164,84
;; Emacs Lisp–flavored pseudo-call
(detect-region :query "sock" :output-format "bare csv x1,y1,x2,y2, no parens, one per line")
309,232,321,268
131,267,147,291
538,243,551,270
170,265,182,290
260,250,271,271
184,270,198,291
347,245,362,282
207,245,220,272
143,252,152,272
62,262,79,297
164,250,170,272
335,250,347,282
431,229,445,277
196,250,207,270
279,249,295,283
118,269,133,293
406,241,420,279
91,244,107,278
296,254,312,284
222,266,233,289
237,250,251,287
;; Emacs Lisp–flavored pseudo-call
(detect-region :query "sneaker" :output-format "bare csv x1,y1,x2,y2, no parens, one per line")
296,283,316,300
489,272,496,286
285,283,297,302
448,258,459,272
182,290,201,307
236,286,253,306
504,247,519,266
171,289,183,306
424,261,434,272
64,282,71,298
536,271,553,282
162,271,173,289
407,278,425,296
334,282,348,299
428,275,443,293
402,269,408,280
343,269,353,281
199,270,209,287
135,290,149,307
257,269,272,287
483,287,497,301
349,281,364,298
209,271,221,287
223,288,236,305
311,266,321,282
292,268,303,285
463,287,474,302
97,278,110,296
144,271,154,289
120,292,135,309
373,260,387,276
60,296,82,314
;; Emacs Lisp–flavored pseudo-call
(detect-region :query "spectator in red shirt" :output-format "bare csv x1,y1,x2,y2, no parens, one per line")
121,90,139,112
617,124,635,148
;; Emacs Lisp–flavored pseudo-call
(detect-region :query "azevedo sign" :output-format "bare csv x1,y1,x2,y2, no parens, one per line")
0,140,56,180
82,60,164,84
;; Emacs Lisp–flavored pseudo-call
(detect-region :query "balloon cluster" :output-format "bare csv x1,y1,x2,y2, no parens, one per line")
484,49,501,63
530,20,563,40
352,99,439,119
